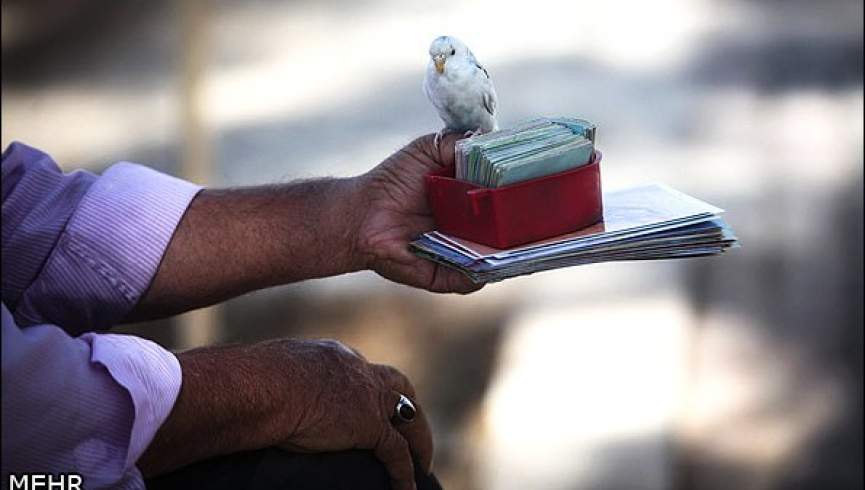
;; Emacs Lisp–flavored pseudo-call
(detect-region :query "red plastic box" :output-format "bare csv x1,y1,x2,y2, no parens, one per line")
426,151,603,249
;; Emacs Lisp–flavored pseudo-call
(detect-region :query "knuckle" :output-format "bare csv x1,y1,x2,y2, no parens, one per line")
316,338,346,350
374,429,415,489
376,429,406,460
314,338,361,359
413,134,434,149
374,364,416,396
380,364,408,383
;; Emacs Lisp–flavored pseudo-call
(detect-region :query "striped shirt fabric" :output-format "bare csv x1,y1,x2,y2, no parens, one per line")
1,142,202,488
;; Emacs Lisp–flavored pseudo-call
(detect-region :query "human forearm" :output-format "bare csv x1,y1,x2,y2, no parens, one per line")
136,343,277,475
128,133,479,324
127,177,369,321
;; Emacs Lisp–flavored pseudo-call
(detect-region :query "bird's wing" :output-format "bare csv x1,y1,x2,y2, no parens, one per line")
477,64,497,117
476,62,490,79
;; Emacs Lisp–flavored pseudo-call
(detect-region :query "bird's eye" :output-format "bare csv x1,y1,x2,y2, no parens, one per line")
450,49,456,55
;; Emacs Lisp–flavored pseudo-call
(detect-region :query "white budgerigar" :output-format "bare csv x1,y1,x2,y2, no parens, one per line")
423,35,498,143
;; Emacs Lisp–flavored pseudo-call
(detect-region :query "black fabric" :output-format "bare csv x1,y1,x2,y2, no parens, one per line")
145,448,444,490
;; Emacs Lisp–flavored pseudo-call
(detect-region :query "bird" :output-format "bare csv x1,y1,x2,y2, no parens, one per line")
423,35,498,146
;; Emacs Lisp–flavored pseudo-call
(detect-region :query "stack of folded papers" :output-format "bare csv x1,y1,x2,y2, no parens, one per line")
412,183,739,283
456,117,597,187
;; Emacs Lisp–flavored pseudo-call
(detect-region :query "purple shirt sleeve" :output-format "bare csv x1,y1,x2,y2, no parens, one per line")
2,306,181,489
1,142,201,487
3,141,201,333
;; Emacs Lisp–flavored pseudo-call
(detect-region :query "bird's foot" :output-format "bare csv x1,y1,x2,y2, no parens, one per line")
462,127,488,139
433,129,445,149
433,128,460,149
434,128,486,149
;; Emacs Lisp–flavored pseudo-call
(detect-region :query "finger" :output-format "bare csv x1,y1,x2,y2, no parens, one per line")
390,389,435,474
413,133,460,168
441,135,461,164
310,338,367,361
379,253,483,295
373,364,416,398
374,426,417,490
373,366,435,473
434,133,461,168
431,266,485,295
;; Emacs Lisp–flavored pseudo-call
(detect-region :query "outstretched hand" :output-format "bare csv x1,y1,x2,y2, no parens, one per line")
356,133,483,294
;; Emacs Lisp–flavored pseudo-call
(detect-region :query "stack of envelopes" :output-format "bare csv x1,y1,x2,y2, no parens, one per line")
411,183,739,283
456,117,597,187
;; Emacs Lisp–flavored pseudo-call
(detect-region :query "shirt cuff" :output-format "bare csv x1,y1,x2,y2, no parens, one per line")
15,163,202,332
81,332,182,469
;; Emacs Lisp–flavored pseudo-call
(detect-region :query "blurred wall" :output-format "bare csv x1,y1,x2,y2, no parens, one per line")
2,0,862,488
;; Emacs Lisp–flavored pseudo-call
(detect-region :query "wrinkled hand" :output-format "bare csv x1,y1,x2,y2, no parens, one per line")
356,133,484,294
256,339,433,490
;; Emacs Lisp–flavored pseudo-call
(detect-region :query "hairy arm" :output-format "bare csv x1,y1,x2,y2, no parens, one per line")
127,178,368,321
126,133,479,322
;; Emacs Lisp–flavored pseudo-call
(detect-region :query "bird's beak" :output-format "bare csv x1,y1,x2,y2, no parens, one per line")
434,55,445,74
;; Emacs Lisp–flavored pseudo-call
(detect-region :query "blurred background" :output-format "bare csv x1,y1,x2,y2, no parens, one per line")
2,0,862,488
